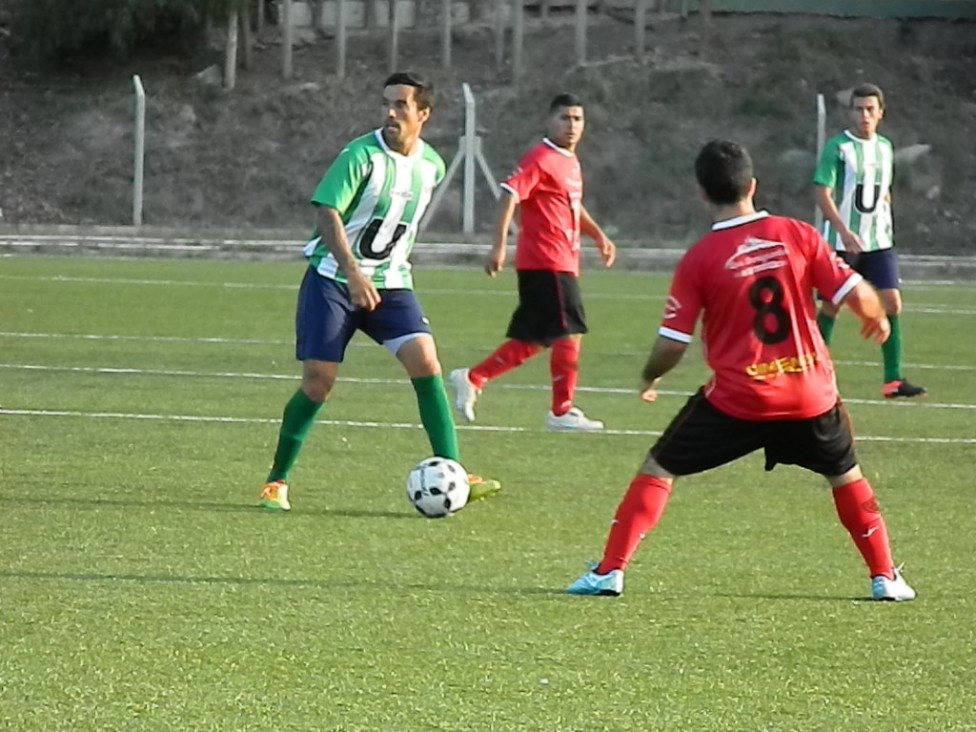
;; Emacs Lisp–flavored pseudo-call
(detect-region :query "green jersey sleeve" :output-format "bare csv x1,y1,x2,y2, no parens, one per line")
813,135,842,188
310,142,372,217
430,149,446,187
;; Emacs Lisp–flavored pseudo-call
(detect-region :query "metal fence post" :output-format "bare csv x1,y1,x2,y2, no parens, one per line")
815,93,826,230
282,0,294,79
132,75,146,227
462,83,476,234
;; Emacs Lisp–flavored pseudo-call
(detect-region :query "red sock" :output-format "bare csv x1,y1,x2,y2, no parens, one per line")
832,478,894,579
596,475,673,574
550,338,580,416
468,339,542,388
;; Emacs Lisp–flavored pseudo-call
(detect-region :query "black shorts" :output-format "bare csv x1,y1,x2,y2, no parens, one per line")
505,270,588,345
650,389,859,478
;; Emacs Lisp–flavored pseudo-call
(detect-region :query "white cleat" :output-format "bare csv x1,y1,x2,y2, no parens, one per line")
448,368,480,423
546,407,604,432
872,567,916,602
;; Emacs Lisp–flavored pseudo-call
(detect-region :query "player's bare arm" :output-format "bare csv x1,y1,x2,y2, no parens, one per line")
815,186,863,253
486,192,518,277
317,205,381,311
638,336,688,402
580,206,616,267
843,279,891,344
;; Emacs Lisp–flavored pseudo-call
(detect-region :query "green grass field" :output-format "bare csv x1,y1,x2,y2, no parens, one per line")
1,256,974,731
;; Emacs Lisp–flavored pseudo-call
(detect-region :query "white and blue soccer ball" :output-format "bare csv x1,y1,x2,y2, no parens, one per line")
406,457,470,518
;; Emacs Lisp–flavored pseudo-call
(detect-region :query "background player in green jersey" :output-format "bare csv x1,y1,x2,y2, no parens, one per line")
259,71,500,511
814,83,925,399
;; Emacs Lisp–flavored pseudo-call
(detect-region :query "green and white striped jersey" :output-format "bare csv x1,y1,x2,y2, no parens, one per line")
813,131,895,252
304,130,445,289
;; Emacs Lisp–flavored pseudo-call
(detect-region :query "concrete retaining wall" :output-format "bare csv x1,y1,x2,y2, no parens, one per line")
2,229,974,280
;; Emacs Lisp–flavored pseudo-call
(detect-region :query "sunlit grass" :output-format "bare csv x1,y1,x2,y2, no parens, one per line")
1,257,974,731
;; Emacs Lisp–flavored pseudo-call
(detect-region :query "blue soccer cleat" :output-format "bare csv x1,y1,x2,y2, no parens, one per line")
567,563,624,596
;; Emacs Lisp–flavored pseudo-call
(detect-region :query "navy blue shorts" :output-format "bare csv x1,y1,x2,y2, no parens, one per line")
295,268,432,362
839,249,900,291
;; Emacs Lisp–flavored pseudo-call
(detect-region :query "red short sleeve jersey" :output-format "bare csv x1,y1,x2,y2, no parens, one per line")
500,139,583,275
660,212,863,420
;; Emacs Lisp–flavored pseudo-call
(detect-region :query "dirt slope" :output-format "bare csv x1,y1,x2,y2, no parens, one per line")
0,12,974,251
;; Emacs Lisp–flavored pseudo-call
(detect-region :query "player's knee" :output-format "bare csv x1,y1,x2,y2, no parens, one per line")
638,454,675,480
881,293,902,315
393,334,440,376
826,464,863,488
301,370,336,402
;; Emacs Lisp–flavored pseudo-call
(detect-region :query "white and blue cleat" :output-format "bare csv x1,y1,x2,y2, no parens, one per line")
567,563,624,596
871,567,916,602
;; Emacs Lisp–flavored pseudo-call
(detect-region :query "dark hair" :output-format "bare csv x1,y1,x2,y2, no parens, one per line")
850,83,885,109
694,140,754,205
548,93,584,113
384,71,435,111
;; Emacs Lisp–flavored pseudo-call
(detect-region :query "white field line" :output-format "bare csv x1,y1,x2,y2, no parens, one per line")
3,273,976,304
2,407,975,444
0,274,295,289
903,281,976,288
831,360,974,372
0,331,291,346
0,234,280,244
896,306,976,315
0,274,658,301
2,362,976,413
0,407,526,433
1,331,975,373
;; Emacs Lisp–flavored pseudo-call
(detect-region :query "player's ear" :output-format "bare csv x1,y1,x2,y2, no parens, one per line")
747,177,758,198
418,106,431,124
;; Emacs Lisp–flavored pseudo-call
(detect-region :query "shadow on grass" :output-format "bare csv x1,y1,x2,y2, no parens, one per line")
0,566,879,601
0,565,868,600
0,495,414,520
0,569,565,596
711,591,873,602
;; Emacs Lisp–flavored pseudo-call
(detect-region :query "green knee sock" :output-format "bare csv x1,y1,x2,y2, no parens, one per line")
267,389,323,482
817,312,836,345
881,314,904,382
412,374,460,462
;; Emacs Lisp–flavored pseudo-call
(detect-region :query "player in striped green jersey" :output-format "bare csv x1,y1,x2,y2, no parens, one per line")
258,71,500,511
814,83,925,399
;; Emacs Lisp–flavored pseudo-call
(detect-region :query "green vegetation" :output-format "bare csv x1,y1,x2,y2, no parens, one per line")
6,0,241,61
1,256,974,730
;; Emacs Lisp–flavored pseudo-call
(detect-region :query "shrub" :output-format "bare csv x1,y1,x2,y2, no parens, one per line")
9,0,240,63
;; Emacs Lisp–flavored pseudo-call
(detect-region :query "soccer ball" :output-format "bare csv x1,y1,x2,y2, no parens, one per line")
406,457,470,518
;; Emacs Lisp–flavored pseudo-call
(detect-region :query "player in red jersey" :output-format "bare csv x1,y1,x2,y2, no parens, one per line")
568,140,915,601
448,93,616,432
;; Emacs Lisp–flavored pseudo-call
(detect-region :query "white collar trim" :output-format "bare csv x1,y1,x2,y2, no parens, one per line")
542,138,574,157
844,129,877,143
711,210,770,231
374,128,424,160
